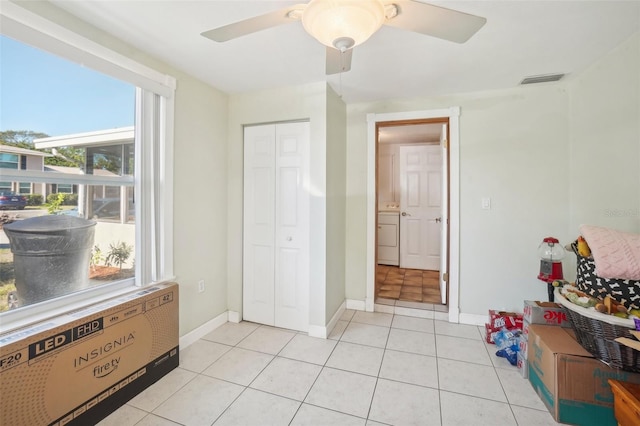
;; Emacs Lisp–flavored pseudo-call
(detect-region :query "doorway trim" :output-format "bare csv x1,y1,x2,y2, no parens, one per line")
366,107,461,323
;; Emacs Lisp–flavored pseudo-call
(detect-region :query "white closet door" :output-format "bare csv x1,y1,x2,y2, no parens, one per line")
243,122,310,331
274,122,310,331
243,125,276,325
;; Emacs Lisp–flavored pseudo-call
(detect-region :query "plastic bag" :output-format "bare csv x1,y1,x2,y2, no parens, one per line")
494,328,521,366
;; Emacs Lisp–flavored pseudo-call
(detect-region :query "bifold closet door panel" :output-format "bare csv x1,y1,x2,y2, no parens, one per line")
243,124,276,326
274,122,310,332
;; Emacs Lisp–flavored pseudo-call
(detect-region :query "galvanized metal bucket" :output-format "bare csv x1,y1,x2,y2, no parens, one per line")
4,215,96,306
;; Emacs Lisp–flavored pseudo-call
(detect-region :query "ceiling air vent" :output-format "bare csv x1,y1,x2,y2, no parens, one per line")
520,73,565,85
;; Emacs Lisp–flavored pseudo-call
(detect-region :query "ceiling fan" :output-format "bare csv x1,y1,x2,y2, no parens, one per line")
201,0,486,75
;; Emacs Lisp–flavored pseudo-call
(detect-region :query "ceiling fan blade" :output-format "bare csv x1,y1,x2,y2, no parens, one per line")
201,4,306,42
326,47,353,75
384,0,486,43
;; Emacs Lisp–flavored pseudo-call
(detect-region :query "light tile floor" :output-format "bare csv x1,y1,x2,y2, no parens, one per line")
99,311,562,426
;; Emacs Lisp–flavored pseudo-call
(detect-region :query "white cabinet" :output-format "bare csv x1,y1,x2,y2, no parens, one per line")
243,122,310,332
377,212,399,266
378,144,399,205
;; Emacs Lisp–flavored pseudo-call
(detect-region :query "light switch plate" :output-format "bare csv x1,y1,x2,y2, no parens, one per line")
482,197,491,210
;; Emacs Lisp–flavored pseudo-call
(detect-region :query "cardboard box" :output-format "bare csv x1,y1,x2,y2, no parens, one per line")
517,351,528,379
527,324,640,426
523,300,571,327
522,320,531,340
0,282,179,426
519,338,528,359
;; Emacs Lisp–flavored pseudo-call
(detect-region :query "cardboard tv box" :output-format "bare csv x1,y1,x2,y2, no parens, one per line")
527,324,640,426
0,282,179,426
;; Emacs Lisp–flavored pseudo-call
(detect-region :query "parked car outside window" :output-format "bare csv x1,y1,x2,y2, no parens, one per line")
0,191,27,210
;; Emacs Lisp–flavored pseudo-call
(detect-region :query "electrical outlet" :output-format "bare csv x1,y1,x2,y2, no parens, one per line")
198,280,205,293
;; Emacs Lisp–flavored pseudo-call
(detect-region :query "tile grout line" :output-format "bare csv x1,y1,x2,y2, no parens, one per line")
363,312,394,424
212,326,302,425
123,316,545,426
287,324,350,425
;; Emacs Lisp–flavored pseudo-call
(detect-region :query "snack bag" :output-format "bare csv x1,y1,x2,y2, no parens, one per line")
493,328,521,366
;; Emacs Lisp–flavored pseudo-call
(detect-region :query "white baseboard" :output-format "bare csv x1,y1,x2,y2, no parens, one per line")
346,299,366,311
307,325,325,338
228,311,241,323
448,305,460,323
308,301,346,339
365,297,375,312
326,301,346,337
179,311,228,349
458,312,488,326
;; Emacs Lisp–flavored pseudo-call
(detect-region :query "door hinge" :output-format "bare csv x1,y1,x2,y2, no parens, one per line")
442,272,449,282
442,138,448,149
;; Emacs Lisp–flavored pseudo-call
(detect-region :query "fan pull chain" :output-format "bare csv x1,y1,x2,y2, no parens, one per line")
338,51,344,98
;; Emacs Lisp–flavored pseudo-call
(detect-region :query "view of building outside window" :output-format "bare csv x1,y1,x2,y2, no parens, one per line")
0,34,136,312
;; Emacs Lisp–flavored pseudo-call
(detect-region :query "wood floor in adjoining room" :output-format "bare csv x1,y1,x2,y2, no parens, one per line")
376,265,442,304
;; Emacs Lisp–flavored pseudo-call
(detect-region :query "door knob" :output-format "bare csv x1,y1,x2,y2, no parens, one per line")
401,212,411,216
435,217,442,223
286,236,292,241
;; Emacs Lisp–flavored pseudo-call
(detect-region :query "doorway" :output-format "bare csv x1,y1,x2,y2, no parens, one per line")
375,120,447,306
366,108,461,323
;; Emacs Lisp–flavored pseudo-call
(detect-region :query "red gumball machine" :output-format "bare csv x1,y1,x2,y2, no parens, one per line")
537,237,565,302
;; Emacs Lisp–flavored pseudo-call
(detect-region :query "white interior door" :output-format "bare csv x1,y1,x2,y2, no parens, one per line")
243,122,310,332
399,144,442,270
243,125,276,325
440,124,449,304
274,122,310,332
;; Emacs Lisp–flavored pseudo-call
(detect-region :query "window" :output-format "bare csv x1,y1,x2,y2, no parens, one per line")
18,182,30,194
0,2,175,331
55,184,73,193
0,153,18,169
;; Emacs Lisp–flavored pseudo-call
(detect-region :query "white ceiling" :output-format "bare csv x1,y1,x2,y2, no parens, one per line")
50,0,640,105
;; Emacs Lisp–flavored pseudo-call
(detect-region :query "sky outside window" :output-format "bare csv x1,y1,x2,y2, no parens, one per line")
0,35,135,136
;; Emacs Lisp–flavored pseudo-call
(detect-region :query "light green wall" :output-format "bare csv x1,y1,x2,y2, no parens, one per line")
344,31,640,317
172,76,229,335
568,32,640,234
346,87,571,314
325,85,347,320
17,1,231,336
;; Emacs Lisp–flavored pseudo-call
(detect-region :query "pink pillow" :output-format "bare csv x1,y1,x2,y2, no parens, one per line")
580,225,640,280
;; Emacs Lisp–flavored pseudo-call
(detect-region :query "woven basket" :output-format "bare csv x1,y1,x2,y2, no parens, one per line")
555,289,640,372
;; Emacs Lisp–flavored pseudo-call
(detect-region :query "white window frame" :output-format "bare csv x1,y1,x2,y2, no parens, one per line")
0,2,175,332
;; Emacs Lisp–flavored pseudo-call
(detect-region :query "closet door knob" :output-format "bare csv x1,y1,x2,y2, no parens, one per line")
286,236,293,241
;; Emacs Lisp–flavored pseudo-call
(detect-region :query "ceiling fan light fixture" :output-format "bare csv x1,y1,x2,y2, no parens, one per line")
302,0,385,49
